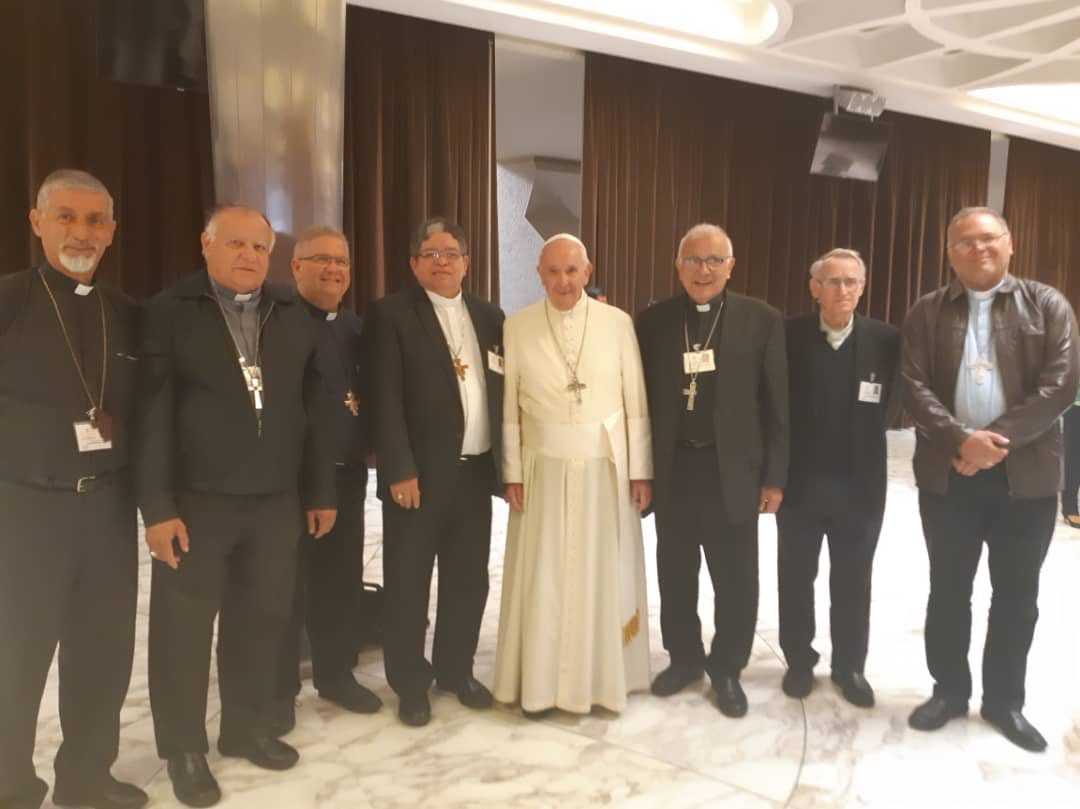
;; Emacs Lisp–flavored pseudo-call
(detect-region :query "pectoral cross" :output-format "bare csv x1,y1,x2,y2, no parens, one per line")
567,377,586,404
453,355,468,381
682,379,698,412
969,355,993,386
241,361,264,410
344,389,360,417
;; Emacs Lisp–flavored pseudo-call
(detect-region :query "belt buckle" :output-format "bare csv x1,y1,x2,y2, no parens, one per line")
76,475,96,493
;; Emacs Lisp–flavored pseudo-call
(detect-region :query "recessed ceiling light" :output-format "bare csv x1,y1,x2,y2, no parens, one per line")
970,83,1080,127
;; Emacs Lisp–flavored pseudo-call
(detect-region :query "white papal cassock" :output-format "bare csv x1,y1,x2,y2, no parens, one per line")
493,292,653,713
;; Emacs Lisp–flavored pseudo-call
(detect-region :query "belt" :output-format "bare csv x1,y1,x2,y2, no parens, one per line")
12,470,118,494
676,439,715,449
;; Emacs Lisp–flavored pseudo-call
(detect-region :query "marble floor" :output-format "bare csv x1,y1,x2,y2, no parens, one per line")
30,431,1080,808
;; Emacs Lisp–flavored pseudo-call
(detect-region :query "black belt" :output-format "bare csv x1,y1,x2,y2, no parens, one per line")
458,450,492,464
676,439,715,449
10,470,118,494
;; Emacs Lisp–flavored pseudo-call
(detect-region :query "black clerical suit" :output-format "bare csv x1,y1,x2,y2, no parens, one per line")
776,313,899,676
276,302,371,698
373,284,503,699
636,292,788,679
0,265,138,809
136,270,335,757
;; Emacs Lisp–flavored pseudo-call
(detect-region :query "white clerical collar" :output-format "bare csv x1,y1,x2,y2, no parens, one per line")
426,288,463,308
695,303,710,313
210,277,261,306
966,276,1006,302
820,314,854,350
325,311,338,321
74,283,94,296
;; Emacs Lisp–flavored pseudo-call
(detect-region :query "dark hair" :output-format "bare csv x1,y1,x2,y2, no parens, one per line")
409,216,470,256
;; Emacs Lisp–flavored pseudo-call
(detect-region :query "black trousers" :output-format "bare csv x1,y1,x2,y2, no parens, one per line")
277,466,367,697
381,455,493,698
148,491,301,757
775,477,882,674
654,446,758,679
1062,405,1080,516
0,477,137,808
918,466,1055,710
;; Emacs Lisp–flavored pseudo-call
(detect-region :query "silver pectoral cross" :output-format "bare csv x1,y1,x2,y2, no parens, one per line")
683,379,698,411
567,377,586,404
969,355,993,386
241,361,264,410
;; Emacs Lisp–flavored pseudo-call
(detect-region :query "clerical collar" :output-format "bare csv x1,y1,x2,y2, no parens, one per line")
966,276,1006,302
820,314,854,351
426,288,463,308
326,311,337,321
41,262,94,295
302,298,339,321
686,291,724,314
210,277,261,309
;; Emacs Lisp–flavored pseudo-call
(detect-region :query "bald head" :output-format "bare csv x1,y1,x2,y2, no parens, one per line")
537,234,593,311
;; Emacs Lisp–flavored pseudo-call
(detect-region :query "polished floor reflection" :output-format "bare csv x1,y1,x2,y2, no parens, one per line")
33,431,1080,808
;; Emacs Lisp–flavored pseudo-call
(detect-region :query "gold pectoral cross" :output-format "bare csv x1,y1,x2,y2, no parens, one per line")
453,355,468,381
344,389,359,417
682,379,698,411
969,355,993,386
567,377,586,404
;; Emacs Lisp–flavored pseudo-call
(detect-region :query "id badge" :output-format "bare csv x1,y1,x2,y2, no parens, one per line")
683,349,716,375
488,350,505,375
858,381,882,404
73,421,112,452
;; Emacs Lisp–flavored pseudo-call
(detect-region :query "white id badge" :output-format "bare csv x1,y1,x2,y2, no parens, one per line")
488,350,505,375
858,381,882,404
73,421,112,452
682,349,716,374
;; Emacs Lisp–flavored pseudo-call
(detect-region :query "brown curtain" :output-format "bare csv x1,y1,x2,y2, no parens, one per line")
0,0,215,300
582,53,990,325
343,6,498,311
1003,137,1080,310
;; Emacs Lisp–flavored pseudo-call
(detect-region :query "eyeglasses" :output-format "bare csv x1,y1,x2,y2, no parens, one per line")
297,254,350,269
948,233,1007,252
679,255,732,270
417,249,465,261
814,277,864,290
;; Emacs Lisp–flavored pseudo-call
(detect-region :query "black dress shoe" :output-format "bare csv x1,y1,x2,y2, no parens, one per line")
217,735,300,771
781,667,814,699
54,776,149,809
436,675,493,709
908,696,968,731
650,664,704,697
398,692,432,727
522,707,555,720
166,753,221,808
831,671,875,708
268,697,296,737
319,676,383,714
712,675,748,718
980,706,1048,752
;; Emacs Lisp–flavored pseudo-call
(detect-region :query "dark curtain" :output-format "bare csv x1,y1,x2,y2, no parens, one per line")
582,53,990,324
1003,137,1080,311
343,6,498,311
0,0,215,300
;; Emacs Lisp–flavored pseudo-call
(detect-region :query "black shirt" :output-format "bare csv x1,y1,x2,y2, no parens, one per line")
806,327,856,479
676,292,725,445
0,264,137,483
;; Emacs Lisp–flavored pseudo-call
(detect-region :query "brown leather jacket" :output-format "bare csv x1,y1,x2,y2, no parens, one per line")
901,274,1079,497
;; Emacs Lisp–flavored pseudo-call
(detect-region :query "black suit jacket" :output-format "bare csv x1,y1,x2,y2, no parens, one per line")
372,284,504,502
784,313,900,517
637,291,789,522
135,270,336,525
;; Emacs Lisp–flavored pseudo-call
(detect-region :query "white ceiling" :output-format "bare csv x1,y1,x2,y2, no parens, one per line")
354,0,1080,151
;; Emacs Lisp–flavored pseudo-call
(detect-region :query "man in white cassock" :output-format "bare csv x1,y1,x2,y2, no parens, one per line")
493,234,653,715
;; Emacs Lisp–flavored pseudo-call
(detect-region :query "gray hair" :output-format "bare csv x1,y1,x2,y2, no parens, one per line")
293,225,349,258
809,248,867,279
947,206,1010,239
204,204,276,251
409,216,469,256
36,169,114,219
677,223,732,257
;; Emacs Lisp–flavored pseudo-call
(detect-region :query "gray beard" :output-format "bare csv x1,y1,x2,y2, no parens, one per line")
58,253,96,274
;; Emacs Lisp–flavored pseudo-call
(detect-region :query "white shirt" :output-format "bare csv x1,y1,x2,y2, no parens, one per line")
425,289,491,456
820,314,854,350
